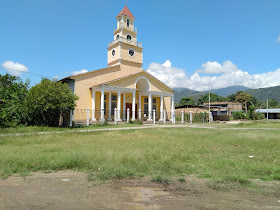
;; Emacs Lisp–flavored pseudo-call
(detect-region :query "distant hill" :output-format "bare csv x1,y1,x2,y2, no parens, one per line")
245,86,280,102
212,86,249,97
174,85,280,103
173,88,204,103
173,86,248,102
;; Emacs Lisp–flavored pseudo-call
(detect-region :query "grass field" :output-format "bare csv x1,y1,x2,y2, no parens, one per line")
0,121,280,190
0,123,144,135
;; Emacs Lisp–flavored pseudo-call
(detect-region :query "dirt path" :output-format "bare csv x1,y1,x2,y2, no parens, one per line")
0,171,280,210
2,124,280,137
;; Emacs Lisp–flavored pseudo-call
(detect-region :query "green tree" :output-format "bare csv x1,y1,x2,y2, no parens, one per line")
179,97,195,106
268,99,279,108
24,78,78,127
234,91,262,119
197,93,226,105
0,74,29,127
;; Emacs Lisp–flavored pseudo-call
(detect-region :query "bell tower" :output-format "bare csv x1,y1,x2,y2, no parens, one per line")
107,5,143,68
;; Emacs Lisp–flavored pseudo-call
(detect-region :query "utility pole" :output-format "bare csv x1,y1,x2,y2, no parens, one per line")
267,98,269,120
208,78,211,122
267,91,271,120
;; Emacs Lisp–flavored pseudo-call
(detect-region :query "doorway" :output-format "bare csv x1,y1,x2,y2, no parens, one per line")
126,103,137,119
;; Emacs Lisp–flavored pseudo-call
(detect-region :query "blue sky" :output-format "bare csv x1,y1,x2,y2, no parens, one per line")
1,0,280,90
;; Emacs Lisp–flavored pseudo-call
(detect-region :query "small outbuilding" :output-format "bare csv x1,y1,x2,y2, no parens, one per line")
255,109,280,119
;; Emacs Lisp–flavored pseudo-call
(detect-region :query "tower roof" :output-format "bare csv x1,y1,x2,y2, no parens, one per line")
116,5,135,19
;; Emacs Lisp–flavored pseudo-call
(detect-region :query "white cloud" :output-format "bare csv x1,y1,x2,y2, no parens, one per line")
72,69,89,76
147,60,280,91
147,61,188,88
198,61,238,74
162,60,172,68
1,61,28,76
277,35,280,43
52,76,60,80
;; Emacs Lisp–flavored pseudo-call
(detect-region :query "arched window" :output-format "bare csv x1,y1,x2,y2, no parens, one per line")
127,35,132,41
116,35,119,40
127,18,130,27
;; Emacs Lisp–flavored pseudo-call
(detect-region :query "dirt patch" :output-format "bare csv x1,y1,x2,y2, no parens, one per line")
0,171,280,209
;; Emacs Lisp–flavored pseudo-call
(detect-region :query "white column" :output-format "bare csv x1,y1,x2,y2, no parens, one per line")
91,90,96,121
132,91,136,121
148,93,152,121
117,90,121,121
138,109,141,120
100,87,104,122
122,93,126,120
153,109,156,125
138,95,141,120
164,110,166,124
171,95,175,123
108,92,112,120
114,108,117,125
127,108,130,123
159,95,164,121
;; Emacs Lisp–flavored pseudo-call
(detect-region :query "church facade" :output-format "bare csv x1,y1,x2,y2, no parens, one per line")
62,5,175,122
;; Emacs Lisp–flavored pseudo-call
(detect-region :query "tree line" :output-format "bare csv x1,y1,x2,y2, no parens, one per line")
0,73,78,128
177,91,279,120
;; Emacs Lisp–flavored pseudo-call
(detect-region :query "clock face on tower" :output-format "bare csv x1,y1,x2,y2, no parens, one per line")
129,49,135,57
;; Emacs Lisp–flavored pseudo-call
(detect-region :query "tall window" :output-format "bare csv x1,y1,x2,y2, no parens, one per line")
127,18,130,27
111,94,117,116
104,94,107,115
144,97,148,116
152,98,157,112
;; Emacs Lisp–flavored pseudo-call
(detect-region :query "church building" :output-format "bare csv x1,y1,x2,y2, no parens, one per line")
62,5,175,122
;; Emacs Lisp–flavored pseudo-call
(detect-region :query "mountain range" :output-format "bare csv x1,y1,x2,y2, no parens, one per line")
173,85,280,103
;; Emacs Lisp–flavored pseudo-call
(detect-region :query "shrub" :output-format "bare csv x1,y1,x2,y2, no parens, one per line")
0,74,29,127
232,111,246,120
254,112,265,120
24,78,78,127
193,112,208,123
175,113,190,122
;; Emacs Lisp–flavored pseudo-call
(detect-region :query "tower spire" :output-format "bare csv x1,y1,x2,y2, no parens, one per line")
125,0,127,6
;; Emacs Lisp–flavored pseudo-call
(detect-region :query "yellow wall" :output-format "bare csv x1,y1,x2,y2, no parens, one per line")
120,43,142,64
107,44,120,65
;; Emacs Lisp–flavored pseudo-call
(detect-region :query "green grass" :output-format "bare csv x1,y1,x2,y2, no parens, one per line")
0,123,144,135
0,125,280,190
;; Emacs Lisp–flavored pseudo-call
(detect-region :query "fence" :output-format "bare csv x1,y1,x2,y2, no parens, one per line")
70,108,213,126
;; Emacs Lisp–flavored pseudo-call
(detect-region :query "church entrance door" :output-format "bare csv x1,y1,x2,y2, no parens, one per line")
126,103,137,120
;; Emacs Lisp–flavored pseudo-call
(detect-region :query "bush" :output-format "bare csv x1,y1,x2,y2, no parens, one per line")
0,74,29,127
24,78,78,127
193,112,208,123
175,113,190,122
232,111,246,120
128,119,143,124
254,112,265,120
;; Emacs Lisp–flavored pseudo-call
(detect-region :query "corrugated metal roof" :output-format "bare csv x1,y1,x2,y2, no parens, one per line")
256,109,280,113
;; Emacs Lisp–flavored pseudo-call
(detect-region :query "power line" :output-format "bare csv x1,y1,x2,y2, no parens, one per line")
0,66,53,79
0,66,96,88
0,66,117,89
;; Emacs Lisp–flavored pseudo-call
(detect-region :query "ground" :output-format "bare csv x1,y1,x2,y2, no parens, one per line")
1,171,280,210
1,121,280,209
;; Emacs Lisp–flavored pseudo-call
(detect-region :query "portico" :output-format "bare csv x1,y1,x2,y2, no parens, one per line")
90,84,174,122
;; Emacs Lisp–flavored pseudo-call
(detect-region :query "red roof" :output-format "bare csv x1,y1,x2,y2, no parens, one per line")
116,5,135,19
